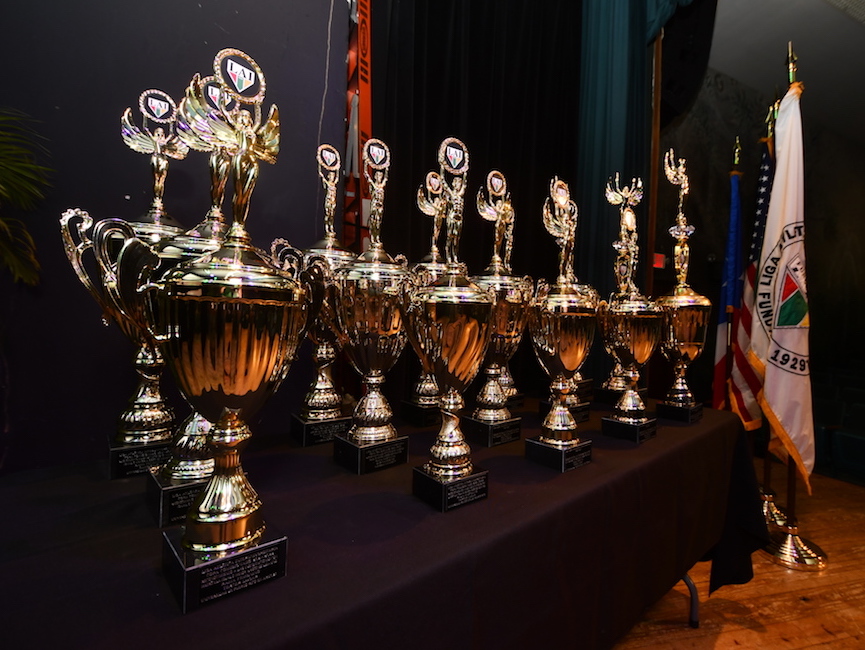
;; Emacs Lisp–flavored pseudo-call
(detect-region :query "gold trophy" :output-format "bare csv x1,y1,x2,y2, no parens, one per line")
655,150,711,423
59,87,191,478
279,144,355,445
526,178,597,471
599,174,663,443
117,48,319,612
464,170,533,447
404,137,495,511
401,170,449,427
329,138,410,474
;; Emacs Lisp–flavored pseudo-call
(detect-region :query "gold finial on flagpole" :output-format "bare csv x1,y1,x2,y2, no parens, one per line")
786,41,798,85
733,136,741,169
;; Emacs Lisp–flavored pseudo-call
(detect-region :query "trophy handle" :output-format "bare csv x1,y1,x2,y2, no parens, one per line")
114,233,167,342
92,218,138,321
270,237,303,272
59,208,113,324
299,256,327,343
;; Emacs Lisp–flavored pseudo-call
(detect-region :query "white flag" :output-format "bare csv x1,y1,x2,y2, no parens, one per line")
748,83,814,492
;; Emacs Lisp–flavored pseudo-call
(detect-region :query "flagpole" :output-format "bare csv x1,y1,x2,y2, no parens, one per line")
761,43,826,571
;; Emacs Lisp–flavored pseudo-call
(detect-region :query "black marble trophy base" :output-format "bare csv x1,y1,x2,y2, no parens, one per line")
108,438,172,479
601,416,657,444
162,527,287,614
146,470,208,527
592,386,647,409
525,436,592,472
539,400,590,424
400,401,441,428
462,415,522,447
332,434,409,474
656,401,703,424
290,413,352,446
412,466,489,512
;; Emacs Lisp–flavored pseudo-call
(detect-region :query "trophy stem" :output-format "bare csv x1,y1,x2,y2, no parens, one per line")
158,411,214,482
183,409,264,553
613,367,650,424
349,372,396,444
425,388,473,480
499,362,517,399
539,375,580,448
302,339,342,420
665,360,695,407
117,343,175,444
602,360,628,392
473,363,511,422
412,371,440,407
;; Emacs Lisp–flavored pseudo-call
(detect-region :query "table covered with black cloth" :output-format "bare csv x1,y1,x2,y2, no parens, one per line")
1,404,766,649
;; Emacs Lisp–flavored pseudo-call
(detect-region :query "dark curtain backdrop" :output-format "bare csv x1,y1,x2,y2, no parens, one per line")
370,0,700,396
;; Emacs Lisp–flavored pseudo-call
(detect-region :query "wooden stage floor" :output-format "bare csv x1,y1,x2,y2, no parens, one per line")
614,460,865,649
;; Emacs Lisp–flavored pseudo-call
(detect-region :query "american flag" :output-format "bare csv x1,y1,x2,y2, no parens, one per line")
728,140,773,429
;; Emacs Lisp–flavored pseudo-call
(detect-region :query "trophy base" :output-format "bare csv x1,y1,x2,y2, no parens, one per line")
601,416,657,444
400,401,441,428
290,413,353,446
412,466,489,512
525,436,592,472
462,415,522,447
656,401,704,424
162,526,287,614
593,386,647,408
539,400,590,424
108,438,173,479
505,392,525,410
146,469,208,528
332,434,409,474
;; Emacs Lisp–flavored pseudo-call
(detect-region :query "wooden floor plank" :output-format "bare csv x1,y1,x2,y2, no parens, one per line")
614,461,865,649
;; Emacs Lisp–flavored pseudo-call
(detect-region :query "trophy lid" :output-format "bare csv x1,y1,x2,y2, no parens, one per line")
413,267,493,307
606,290,660,315
160,237,305,300
655,284,711,309
536,280,599,313
304,240,356,271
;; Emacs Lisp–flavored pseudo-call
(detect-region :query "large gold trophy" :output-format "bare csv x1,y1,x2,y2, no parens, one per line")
404,137,495,511
279,144,355,445
116,49,322,612
655,150,711,423
599,174,663,444
329,138,410,474
463,170,532,447
401,170,449,427
526,178,597,471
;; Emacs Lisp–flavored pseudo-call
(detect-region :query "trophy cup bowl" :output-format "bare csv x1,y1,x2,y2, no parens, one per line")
404,267,494,508
528,280,597,468
598,295,663,442
655,286,711,421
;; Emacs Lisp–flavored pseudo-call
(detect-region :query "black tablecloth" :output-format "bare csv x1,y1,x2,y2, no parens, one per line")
1,404,766,649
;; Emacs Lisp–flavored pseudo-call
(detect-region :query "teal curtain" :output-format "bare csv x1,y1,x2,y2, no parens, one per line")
575,0,692,297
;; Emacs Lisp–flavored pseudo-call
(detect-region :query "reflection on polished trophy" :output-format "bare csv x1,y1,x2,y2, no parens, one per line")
404,137,495,511
329,138,410,474
279,144,355,445
401,169,449,427
59,87,193,478
463,170,533,447
599,174,663,444
526,178,597,471
655,150,711,423
116,48,320,612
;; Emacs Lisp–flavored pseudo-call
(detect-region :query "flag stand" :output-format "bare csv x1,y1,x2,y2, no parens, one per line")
760,435,787,527
763,457,827,571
